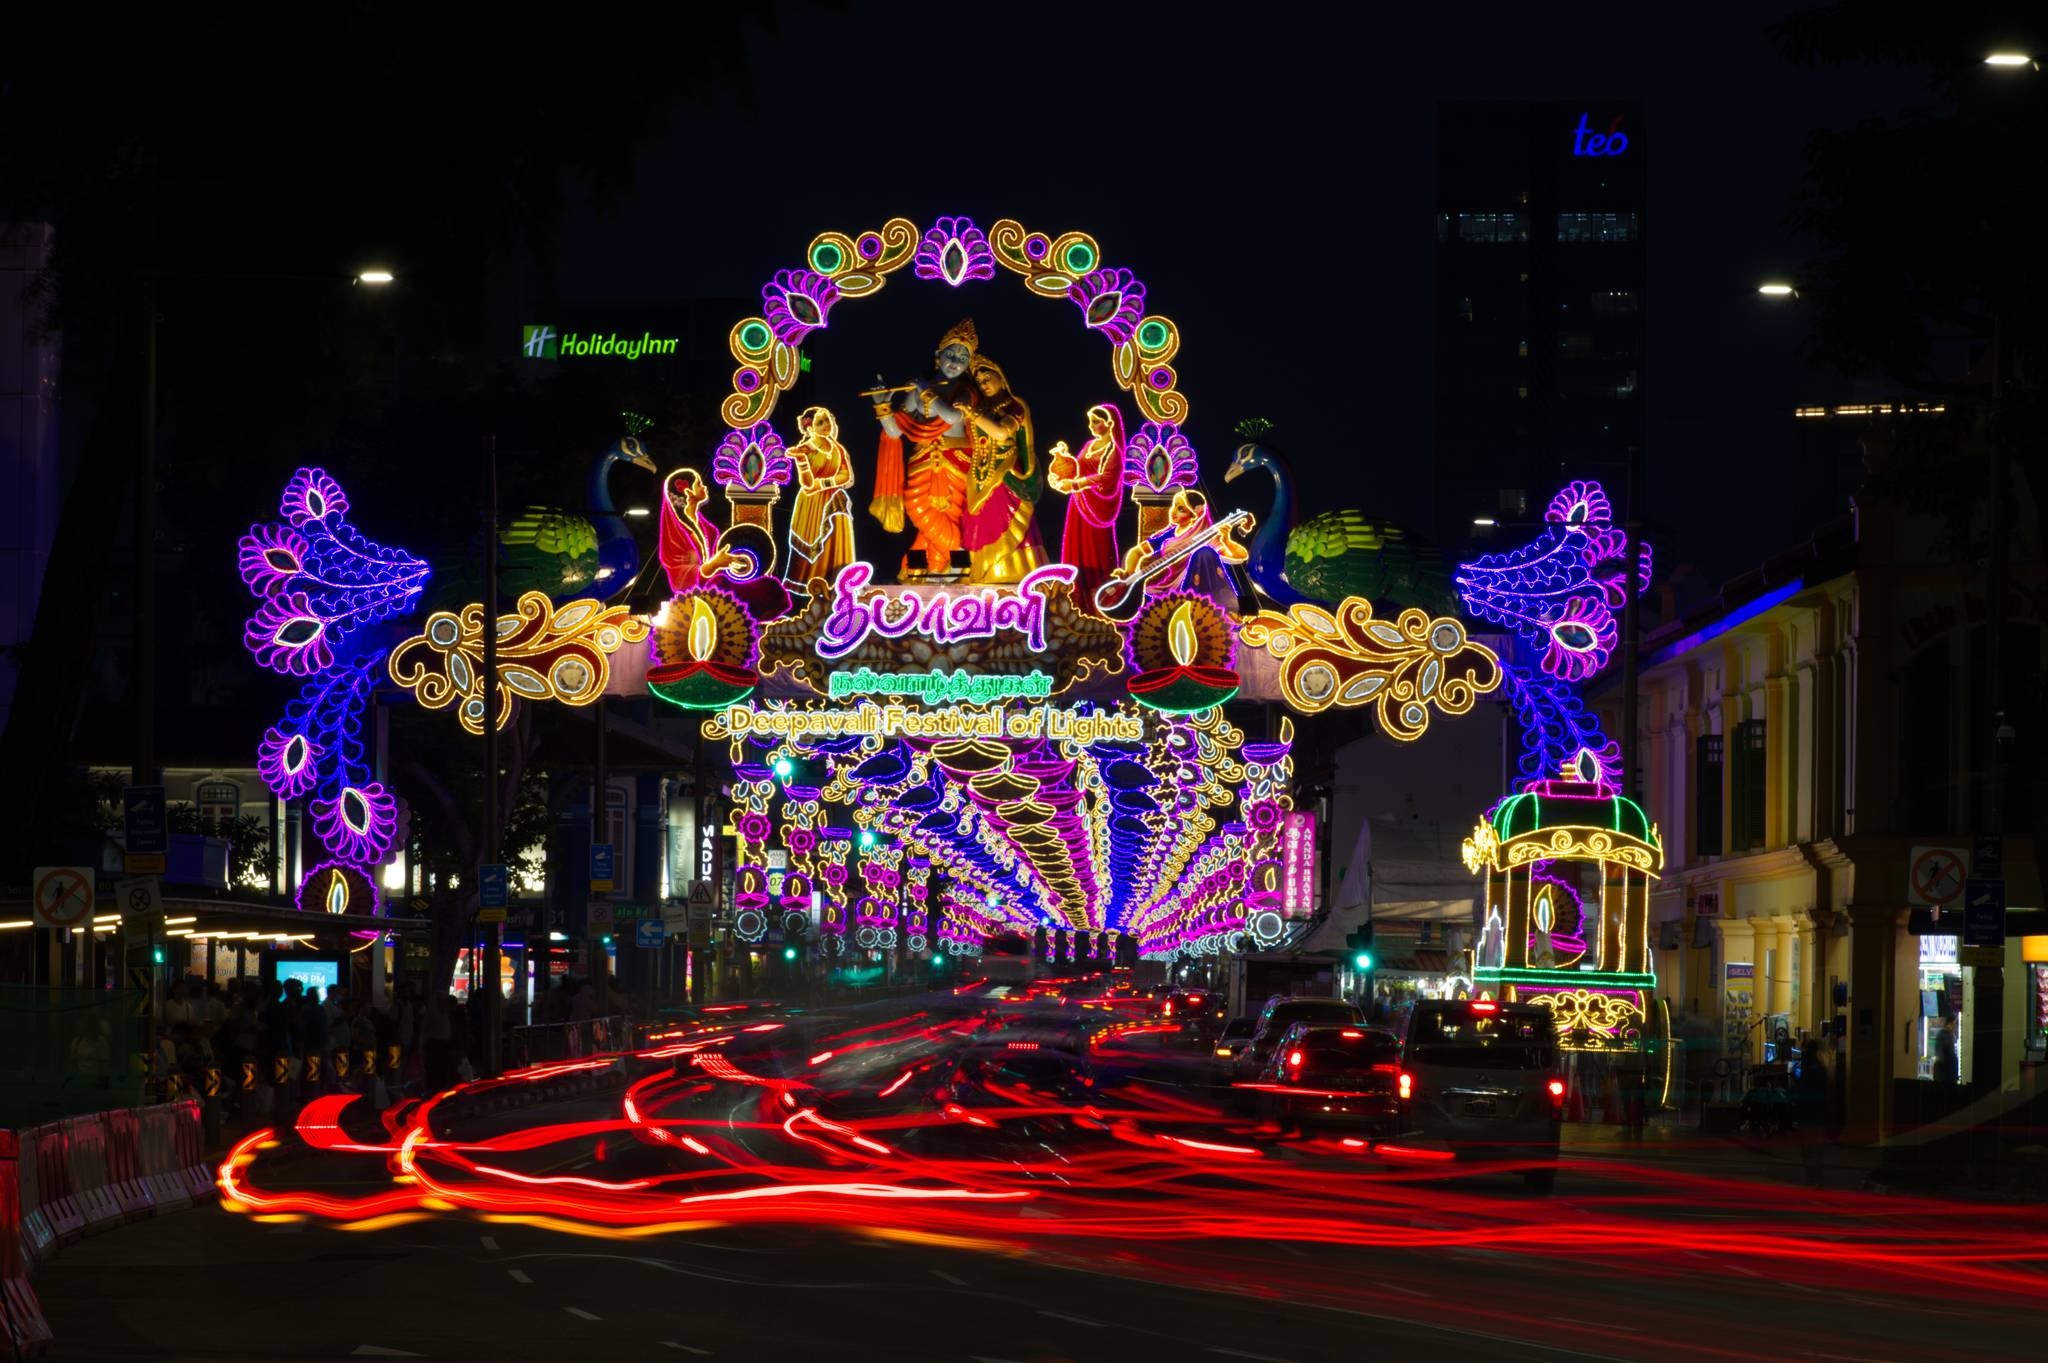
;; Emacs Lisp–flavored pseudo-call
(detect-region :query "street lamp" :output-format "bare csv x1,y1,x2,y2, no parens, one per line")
354,269,396,285
1984,52,2035,68
1757,282,1797,297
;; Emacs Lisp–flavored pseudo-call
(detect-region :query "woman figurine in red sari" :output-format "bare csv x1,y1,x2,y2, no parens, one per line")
657,467,791,620
1047,403,1125,606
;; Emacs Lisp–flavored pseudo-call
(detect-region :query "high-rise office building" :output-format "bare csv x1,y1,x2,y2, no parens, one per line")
1435,100,1645,556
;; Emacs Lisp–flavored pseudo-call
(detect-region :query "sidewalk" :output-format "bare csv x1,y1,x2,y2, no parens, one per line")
1560,1115,1883,1189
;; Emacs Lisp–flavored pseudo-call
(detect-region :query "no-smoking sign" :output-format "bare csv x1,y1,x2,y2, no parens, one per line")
1908,845,1969,907
32,866,96,929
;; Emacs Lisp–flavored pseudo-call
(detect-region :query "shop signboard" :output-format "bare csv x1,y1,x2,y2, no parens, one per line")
1724,962,1755,1062
1963,879,2006,948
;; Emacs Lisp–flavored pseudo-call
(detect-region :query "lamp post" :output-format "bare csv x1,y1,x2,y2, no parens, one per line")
132,265,395,791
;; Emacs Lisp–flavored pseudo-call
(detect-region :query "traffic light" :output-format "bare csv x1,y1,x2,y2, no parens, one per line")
1345,921,1375,973
783,946,798,961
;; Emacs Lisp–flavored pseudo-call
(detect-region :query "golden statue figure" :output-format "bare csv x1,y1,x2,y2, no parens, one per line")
868,318,979,579
784,405,857,589
957,354,1047,583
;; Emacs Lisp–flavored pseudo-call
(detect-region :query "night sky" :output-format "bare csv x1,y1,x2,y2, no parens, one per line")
554,1,1917,588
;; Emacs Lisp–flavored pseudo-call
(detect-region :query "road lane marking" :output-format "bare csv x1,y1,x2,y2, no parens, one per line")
508,1270,533,1284
661,1345,713,1355
480,1236,499,1251
930,1269,967,1285
564,1307,602,1321
1375,1281,1430,1297
1038,1310,1105,1327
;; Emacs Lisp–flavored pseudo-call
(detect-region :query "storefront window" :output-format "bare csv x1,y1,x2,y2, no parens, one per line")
1917,934,1963,1081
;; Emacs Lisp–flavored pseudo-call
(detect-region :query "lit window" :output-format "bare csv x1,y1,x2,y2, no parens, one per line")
1592,290,1639,316
1456,212,1530,243
1557,212,1639,243
1517,340,1529,357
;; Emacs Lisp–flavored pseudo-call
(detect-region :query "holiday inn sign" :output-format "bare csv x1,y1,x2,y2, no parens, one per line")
522,325,680,361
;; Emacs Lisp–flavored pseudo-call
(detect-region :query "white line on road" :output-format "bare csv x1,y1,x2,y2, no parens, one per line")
661,1345,713,1355
1038,1310,1105,1327
564,1307,602,1321
480,1236,499,1251
1374,1281,1431,1297
930,1269,967,1286
507,1270,533,1284
1210,1349,1303,1363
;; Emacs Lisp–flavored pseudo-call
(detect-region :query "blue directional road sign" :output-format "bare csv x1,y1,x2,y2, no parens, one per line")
590,843,615,893
123,785,168,872
479,864,509,910
635,919,665,949
1963,879,2006,948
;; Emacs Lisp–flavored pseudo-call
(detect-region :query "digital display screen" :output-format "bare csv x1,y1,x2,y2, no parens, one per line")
276,960,339,997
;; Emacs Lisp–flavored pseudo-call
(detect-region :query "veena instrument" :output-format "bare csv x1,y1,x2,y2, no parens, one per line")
1092,508,1254,621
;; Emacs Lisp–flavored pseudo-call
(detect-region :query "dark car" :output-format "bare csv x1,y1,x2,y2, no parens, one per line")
1243,1023,1403,1131
1164,988,1226,1043
1234,995,1368,1083
1211,1016,1257,1077
1398,999,1565,1191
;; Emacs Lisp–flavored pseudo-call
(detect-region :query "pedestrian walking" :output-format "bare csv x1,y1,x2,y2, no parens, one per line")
1793,1040,1831,1189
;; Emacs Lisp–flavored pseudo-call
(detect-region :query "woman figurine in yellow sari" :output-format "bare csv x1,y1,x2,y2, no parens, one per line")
784,405,857,590
957,355,1047,584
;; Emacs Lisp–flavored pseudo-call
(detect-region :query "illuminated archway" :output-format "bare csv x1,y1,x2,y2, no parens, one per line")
719,215,1187,432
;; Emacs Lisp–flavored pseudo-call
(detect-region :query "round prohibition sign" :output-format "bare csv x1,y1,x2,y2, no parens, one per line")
1911,848,1966,906
35,868,94,928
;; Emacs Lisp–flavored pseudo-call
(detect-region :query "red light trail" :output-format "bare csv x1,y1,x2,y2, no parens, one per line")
212,1000,2048,1312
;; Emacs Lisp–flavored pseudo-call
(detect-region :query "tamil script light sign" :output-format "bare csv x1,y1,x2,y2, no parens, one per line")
715,701,1142,744
1282,809,1317,916
816,563,1075,660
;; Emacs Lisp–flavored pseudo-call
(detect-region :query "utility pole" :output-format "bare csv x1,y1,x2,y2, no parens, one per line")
593,695,609,1010
1620,442,1644,798
134,274,158,789
1976,312,2009,1091
482,436,502,1077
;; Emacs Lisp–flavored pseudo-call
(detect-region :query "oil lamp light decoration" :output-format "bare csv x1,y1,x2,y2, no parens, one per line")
647,589,760,710
1124,593,1239,712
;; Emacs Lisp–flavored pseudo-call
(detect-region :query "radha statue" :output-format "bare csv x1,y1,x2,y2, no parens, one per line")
784,405,857,589
957,354,1047,583
1047,403,1124,604
658,467,791,620
868,318,981,579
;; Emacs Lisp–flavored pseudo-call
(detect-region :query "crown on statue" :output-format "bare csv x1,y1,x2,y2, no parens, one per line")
937,317,979,354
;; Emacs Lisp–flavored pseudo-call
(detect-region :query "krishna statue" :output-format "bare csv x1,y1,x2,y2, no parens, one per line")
869,318,1043,584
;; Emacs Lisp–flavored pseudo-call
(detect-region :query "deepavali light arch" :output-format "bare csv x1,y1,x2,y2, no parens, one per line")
241,212,1551,956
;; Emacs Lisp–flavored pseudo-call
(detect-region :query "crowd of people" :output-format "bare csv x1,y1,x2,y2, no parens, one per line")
136,972,626,1126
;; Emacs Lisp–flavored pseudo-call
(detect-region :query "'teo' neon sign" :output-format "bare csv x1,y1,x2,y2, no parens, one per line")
1572,113,1629,157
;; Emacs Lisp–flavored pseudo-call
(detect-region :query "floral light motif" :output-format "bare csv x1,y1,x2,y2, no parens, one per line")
1454,476,1648,682
388,592,649,735
1122,423,1200,495
296,860,382,917
711,424,794,491
912,216,994,287
1070,267,1146,345
310,782,400,867
239,468,429,869
761,269,839,346
1239,600,1501,739
650,589,760,711
257,726,323,800
279,468,349,526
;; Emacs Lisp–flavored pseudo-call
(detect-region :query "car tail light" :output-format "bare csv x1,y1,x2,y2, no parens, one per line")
1548,1078,1566,1101
1340,1030,1365,1038
1286,1050,1304,1069
1397,1071,1413,1101
1164,1002,1174,1016
1470,1001,1498,1013
1214,1046,1233,1057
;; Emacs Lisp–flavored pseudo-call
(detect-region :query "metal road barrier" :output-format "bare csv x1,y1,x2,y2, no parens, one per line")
507,1016,633,1067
